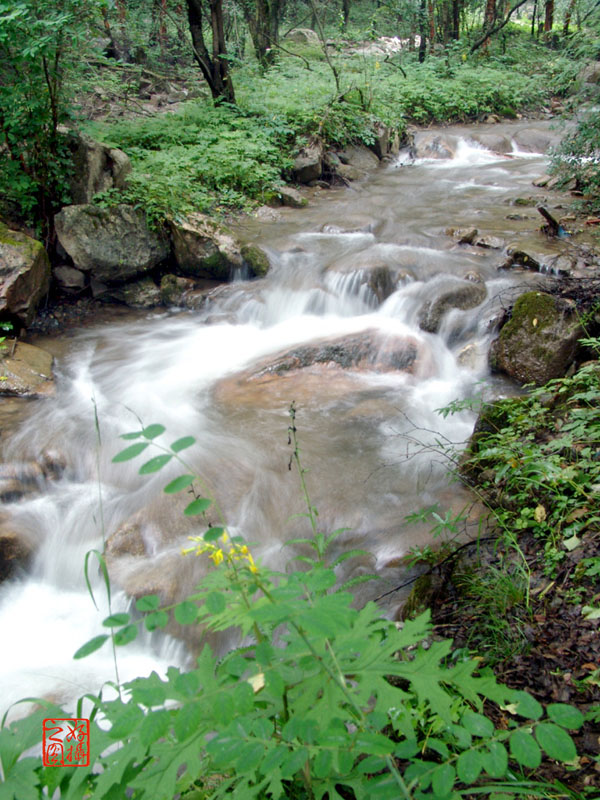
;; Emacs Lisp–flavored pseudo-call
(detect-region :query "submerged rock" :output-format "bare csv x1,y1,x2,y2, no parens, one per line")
490,291,584,385
0,341,54,397
55,204,169,283
0,223,51,325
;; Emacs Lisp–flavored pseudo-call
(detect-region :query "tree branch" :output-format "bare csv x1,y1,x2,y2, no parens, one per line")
470,0,529,53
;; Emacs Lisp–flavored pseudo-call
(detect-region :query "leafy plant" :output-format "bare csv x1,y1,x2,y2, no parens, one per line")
0,412,588,799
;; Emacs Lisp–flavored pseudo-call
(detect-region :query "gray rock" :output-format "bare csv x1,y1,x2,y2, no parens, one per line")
160,274,196,306
293,142,323,184
285,28,320,44
0,223,51,325
0,341,54,398
418,282,487,334
579,62,600,85
278,186,308,208
413,133,455,160
490,292,583,385
111,277,162,308
446,227,478,245
369,122,390,159
338,145,380,172
513,128,561,154
53,264,87,293
55,204,169,283
475,235,504,250
65,131,131,204
336,164,363,182
468,133,512,153
169,212,243,280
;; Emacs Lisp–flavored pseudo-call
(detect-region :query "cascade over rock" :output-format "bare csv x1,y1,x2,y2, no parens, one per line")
0,223,50,325
55,204,169,283
418,280,487,333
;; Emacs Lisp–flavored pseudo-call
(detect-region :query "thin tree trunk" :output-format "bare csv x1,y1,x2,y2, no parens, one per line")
419,0,427,61
531,0,537,34
452,0,460,39
544,0,554,31
563,0,576,34
428,0,436,49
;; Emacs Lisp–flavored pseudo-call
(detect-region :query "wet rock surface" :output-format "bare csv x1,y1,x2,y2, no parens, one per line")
0,341,54,397
490,291,584,385
0,224,51,326
169,212,243,280
418,281,487,334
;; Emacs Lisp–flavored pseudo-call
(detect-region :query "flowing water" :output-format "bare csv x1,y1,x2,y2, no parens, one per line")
0,121,561,719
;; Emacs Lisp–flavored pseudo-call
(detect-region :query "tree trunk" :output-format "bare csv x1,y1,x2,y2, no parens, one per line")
186,0,235,103
531,0,537,34
239,0,281,69
452,0,461,39
563,0,576,35
419,0,427,61
342,0,350,28
428,0,436,49
543,0,554,31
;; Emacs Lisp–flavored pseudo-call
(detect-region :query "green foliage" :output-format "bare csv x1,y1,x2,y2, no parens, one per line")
0,417,587,799
550,110,600,212
0,0,100,228
88,102,294,223
460,355,600,573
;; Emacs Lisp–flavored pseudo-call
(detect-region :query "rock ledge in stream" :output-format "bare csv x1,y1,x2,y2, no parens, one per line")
215,329,433,410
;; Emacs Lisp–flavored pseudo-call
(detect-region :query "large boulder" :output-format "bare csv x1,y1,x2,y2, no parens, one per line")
0,223,51,325
293,142,323,184
285,28,320,44
338,145,380,173
467,132,512,154
413,133,455,160
490,291,584,385
169,213,243,280
418,281,487,333
0,341,54,397
512,128,561,154
64,131,131,204
55,204,169,283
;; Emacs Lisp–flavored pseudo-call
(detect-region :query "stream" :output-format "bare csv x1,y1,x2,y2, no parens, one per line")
0,120,565,719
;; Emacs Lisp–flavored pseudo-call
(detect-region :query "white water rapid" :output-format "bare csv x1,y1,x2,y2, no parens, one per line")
0,123,559,719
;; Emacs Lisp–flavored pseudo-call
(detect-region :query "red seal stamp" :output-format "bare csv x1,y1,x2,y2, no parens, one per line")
42,719,90,767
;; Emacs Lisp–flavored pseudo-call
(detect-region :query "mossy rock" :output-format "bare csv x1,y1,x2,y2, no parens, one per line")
0,223,50,325
241,244,270,278
490,291,584,385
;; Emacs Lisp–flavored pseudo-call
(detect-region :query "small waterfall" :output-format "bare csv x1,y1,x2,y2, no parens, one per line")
0,123,553,716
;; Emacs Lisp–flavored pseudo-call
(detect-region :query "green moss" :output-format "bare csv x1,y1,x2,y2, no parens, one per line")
0,223,42,255
241,244,270,278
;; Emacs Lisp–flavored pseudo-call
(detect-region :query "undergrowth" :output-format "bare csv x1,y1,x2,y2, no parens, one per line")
0,407,590,799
